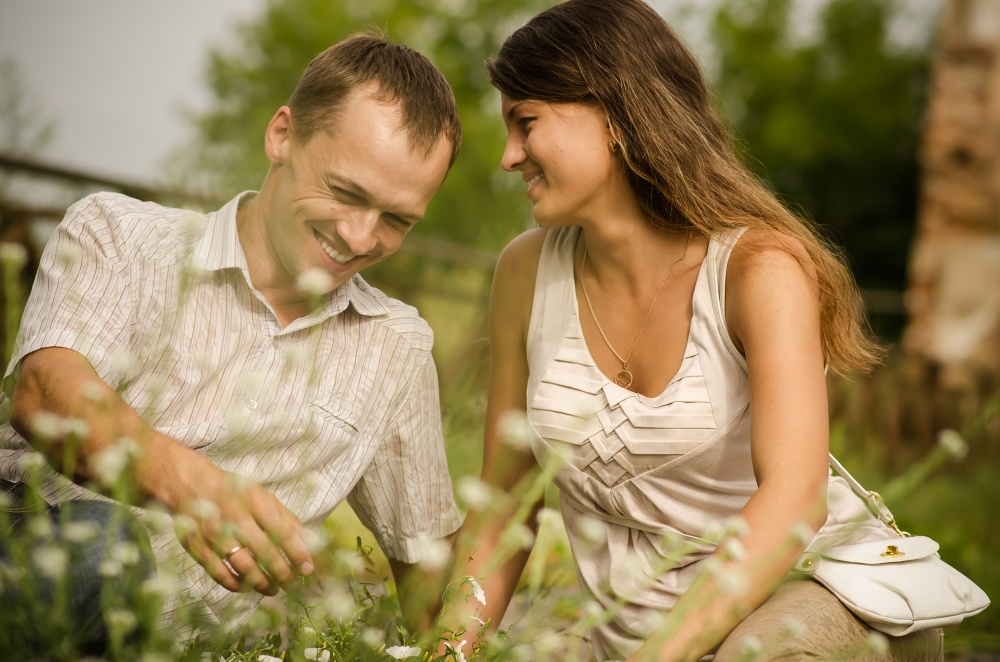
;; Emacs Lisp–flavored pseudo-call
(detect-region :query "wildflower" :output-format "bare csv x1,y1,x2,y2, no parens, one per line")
418,538,450,571
297,268,335,297
304,529,329,554
501,523,535,550
444,640,468,662
0,242,27,268
739,635,763,659
702,522,725,543
457,476,493,510
498,410,533,450
359,628,382,648
33,545,68,579
334,548,365,573
865,632,889,655
582,600,604,621
141,574,178,598
536,507,562,529
62,519,98,543
319,588,356,621
466,576,487,605
92,437,138,487
535,633,564,654
188,497,220,521
937,429,968,461
258,656,282,662
781,617,805,638
100,558,123,578
111,541,141,566
26,515,54,539
108,349,138,376
81,380,106,402
107,608,138,635
304,648,330,662
29,412,63,442
722,538,747,562
63,417,90,440
470,616,486,626
724,515,750,539
576,517,607,545
790,522,815,546
385,645,422,659
17,451,47,473
55,242,81,268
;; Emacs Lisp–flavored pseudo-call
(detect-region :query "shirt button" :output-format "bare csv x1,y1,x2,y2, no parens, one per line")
246,399,258,411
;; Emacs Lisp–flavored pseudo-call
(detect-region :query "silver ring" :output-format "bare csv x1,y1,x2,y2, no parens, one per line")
223,544,246,562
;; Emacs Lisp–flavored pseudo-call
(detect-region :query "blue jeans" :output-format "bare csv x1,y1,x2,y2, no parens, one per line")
0,477,157,656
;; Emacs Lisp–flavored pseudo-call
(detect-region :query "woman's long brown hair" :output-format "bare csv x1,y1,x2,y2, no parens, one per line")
487,0,884,375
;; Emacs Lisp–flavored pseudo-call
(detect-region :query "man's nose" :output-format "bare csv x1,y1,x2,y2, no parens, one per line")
337,209,379,255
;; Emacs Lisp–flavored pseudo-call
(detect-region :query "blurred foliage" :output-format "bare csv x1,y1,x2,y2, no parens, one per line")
711,0,933,337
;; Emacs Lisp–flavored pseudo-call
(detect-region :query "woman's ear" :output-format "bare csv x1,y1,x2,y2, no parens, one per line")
264,106,294,164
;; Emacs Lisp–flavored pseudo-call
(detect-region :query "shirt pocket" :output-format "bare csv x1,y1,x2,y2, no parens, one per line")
310,389,362,434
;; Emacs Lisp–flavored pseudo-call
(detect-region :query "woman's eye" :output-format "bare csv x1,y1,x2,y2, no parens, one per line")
517,117,535,130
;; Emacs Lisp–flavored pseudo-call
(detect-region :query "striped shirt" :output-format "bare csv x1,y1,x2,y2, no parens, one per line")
0,191,461,639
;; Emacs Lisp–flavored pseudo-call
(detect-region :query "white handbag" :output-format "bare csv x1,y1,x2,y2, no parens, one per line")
795,454,990,636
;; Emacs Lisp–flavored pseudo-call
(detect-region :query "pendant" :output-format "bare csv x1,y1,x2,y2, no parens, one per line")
615,368,633,389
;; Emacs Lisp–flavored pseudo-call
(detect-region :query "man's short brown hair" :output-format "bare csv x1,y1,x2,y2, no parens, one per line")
288,32,462,168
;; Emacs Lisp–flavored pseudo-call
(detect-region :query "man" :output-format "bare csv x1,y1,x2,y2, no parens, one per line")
0,33,462,648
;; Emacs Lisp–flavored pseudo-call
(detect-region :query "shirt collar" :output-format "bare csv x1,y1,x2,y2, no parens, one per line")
193,191,389,319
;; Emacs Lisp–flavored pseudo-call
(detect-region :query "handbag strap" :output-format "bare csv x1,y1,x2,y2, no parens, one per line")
828,453,907,537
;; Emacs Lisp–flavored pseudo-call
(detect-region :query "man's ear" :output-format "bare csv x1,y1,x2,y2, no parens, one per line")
264,106,294,164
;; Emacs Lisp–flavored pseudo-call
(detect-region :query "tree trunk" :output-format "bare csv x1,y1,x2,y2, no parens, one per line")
904,0,1000,401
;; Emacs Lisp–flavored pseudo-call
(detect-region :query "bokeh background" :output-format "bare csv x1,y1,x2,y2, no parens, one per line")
1,0,996,655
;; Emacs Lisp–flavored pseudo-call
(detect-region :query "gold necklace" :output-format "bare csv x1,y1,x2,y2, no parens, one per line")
580,230,693,390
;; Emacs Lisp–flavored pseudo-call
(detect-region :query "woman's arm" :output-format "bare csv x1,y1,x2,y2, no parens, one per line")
436,229,548,650
628,235,831,662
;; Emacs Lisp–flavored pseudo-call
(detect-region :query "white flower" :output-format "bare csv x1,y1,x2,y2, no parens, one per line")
17,451,47,474
722,538,747,562
33,545,68,579
360,628,382,648
790,522,815,546
576,517,608,545
304,648,330,662
334,549,364,573
319,588,356,621
781,616,805,638
497,410,533,450
582,600,604,621
0,242,27,267
81,380,106,402
724,515,750,539
444,641,468,662
92,437,138,487
303,529,328,554
739,635,763,659
536,507,562,529
141,574,178,598
55,242,81,268
937,429,968,461
456,475,493,510
100,558,123,578
418,538,450,571
26,515,53,539
501,523,535,550
29,412,63,442
297,268,335,297
258,656,282,662
865,632,889,655
111,541,140,566
466,576,486,605
106,608,137,635
535,633,563,653
64,520,99,543
108,349,138,375
702,522,725,543
62,417,90,440
470,616,486,626
385,645,422,659
188,497,220,521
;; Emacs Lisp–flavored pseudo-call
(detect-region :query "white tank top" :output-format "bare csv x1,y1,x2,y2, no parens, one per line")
525,226,894,661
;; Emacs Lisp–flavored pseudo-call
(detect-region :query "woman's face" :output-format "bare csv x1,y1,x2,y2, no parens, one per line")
500,95,620,226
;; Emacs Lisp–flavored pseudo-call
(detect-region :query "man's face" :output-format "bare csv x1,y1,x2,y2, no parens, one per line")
260,88,452,296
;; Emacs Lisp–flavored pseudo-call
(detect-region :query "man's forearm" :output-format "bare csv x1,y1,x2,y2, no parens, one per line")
9,346,208,509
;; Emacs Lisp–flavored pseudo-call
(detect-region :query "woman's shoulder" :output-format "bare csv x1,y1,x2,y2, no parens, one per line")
725,227,817,287
494,226,551,288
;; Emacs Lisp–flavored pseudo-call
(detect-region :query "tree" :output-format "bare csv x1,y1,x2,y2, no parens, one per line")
710,0,933,338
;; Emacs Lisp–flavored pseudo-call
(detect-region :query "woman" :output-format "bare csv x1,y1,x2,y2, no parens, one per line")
444,0,943,660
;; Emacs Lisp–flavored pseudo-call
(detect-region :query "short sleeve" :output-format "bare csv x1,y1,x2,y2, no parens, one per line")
3,194,134,393
347,354,461,563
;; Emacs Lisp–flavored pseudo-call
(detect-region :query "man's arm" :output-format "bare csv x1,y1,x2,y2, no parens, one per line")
10,346,315,595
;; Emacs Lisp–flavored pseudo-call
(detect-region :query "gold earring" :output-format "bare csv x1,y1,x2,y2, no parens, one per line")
609,139,619,153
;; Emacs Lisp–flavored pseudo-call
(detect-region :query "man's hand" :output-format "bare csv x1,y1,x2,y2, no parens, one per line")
169,455,315,595
10,347,315,596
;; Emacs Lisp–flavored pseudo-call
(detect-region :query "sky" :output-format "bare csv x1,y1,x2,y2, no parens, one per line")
0,0,264,186
0,0,940,190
